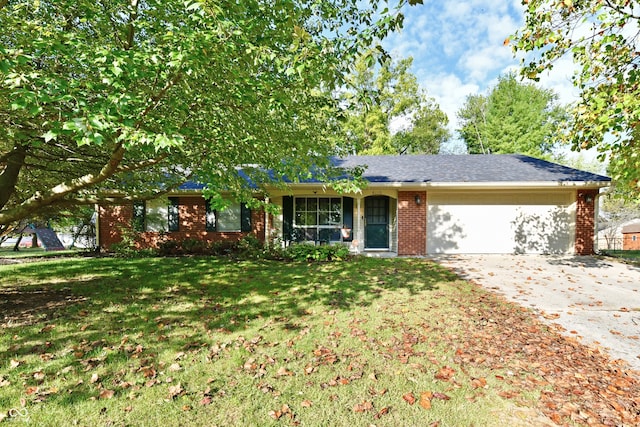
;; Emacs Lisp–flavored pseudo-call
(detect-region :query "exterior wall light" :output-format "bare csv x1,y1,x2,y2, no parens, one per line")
415,194,422,205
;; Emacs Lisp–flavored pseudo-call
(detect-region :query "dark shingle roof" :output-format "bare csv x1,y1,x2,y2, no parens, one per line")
178,154,610,190
331,154,610,184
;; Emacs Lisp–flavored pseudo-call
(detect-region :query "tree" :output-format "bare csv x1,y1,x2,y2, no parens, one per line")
599,192,639,250
456,73,567,158
511,0,640,200
342,53,449,155
0,0,414,231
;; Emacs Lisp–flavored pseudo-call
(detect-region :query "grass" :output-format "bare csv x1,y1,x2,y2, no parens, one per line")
600,250,640,265
0,256,611,426
0,247,81,259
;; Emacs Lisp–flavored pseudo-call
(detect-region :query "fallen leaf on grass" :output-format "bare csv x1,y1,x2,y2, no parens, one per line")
434,366,455,381
99,389,115,399
432,392,451,401
301,400,313,408
471,377,487,389
374,406,390,419
168,383,185,399
276,366,294,377
40,324,56,333
419,391,433,409
353,401,374,413
402,392,416,405
90,373,100,384
269,404,293,420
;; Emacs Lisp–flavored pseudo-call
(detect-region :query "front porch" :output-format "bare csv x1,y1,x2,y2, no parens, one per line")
270,192,399,253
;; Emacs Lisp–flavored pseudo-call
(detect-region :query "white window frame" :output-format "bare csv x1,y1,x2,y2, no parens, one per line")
293,196,343,242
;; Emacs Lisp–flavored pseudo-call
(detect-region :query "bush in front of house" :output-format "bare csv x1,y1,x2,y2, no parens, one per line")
280,243,350,262
110,232,350,262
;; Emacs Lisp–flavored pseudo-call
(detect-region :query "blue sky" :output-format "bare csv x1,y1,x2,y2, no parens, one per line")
382,0,582,155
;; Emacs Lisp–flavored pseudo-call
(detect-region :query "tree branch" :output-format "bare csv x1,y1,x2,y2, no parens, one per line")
126,0,140,50
0,143,127,225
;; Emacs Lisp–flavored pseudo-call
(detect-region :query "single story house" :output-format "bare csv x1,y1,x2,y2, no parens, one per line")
97,154,610,256
622,223,640,250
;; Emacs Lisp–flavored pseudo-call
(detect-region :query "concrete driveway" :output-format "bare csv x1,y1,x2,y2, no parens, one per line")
431,254,640,372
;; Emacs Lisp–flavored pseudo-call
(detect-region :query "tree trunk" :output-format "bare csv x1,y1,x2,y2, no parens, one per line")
13,234,22,251
0,144,27,211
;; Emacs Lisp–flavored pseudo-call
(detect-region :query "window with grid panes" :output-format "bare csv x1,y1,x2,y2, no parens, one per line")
294,197,342,242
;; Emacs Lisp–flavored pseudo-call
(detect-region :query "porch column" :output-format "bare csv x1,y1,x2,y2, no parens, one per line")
397,191,427,256
575,189,598,255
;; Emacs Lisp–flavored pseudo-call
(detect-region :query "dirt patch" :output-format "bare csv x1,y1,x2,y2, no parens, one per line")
0,287,87,327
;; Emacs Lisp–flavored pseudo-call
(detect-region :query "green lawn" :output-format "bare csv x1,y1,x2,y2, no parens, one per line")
600,250,640,267
1,256,638,426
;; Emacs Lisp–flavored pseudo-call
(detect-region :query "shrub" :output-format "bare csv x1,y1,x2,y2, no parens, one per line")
157,239,181,256
209,240,238,256
236,234,264,259
282,243,350,262
181,238,208,255
110,227,155,257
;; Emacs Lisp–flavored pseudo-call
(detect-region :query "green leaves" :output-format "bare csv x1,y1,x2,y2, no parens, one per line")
341,52,449,155
511,0,640,199
0,0,411,225
457,73,567,158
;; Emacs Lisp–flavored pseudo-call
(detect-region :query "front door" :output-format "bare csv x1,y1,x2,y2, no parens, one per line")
365,196,389,249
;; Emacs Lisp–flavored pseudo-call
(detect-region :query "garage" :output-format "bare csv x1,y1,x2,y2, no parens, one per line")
427,190,576,254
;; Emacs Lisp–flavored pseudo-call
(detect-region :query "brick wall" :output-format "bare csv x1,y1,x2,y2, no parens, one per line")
98,196,265,250
397,191,426,256
575,190,598,255
623,233,640,250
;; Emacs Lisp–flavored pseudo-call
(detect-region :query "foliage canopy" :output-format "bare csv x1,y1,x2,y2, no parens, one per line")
342,53,449,155
0,0,413,229
511,0,640,199
456,73,567,158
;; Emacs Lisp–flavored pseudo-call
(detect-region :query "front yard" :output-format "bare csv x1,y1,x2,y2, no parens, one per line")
1,256,638,426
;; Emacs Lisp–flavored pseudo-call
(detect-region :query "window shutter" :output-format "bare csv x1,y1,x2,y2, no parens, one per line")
283,196,293,242
342,197,354,242
168,197,179,232
241,203,252,232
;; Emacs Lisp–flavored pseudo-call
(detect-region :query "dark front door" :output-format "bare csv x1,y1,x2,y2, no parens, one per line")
365,196,389,249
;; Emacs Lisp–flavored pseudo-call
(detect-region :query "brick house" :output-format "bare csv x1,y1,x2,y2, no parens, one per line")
97,154,610,255
621,223,640,250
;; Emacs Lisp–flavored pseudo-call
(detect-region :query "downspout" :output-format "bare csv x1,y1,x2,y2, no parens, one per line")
593,190,602,253
94,204,100,252
264,197,270,248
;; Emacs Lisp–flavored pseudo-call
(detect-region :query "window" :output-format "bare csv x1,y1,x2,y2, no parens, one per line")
633,235,637,242
218,204,241,232
132,201,145,232
132,198,179,232
294,197,342,242
168,197,179,232
205,202,251,232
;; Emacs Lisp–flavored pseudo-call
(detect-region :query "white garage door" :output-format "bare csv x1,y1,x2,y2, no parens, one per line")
427,191,575,254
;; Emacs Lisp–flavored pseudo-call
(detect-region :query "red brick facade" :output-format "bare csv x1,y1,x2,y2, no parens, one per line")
623,233,640,250
575,190,598,255
397,191,427,256
98,196,265,251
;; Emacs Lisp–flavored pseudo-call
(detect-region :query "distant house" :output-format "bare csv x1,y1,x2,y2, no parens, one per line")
622,223,640,250
97,154,610,256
